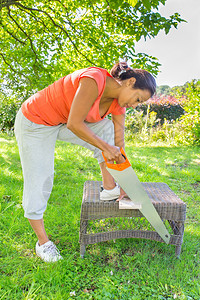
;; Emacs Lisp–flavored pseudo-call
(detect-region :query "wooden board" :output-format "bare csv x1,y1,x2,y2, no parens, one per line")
119,198,142,210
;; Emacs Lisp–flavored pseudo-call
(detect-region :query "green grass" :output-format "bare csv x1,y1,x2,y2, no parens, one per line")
0,133,199,300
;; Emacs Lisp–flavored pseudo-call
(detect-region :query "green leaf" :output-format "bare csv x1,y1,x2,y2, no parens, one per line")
126,0,138,8
0,0,185,97
142,0,151,10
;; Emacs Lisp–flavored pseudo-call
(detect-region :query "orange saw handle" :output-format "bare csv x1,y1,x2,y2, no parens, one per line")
102,147,131,171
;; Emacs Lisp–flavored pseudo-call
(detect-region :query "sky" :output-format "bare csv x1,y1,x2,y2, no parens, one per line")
135,0,200,87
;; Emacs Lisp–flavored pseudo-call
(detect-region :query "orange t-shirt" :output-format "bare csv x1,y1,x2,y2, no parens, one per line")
21,67,126,126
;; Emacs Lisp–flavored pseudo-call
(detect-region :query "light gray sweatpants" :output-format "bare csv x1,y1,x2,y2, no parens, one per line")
14,109,114,220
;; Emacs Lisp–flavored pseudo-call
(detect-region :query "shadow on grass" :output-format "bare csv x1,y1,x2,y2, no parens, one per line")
1,135,199,299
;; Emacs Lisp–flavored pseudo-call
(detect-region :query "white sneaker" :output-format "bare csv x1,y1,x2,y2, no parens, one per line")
100,185,120,201
36,241,63,262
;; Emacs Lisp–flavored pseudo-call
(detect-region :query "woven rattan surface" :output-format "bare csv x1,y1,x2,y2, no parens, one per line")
79,181,186,257
81,181,186,221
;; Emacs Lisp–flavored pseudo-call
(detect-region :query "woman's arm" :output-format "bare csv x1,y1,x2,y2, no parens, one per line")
67,77,122,162
111,113,128,200
111,113,125,150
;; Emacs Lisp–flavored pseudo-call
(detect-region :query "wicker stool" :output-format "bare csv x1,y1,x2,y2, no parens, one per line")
79,181,186,258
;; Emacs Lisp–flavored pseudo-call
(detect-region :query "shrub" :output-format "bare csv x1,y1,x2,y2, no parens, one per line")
147,94,183,105
125,106,160,142
125,109,145,133
136,103,185,125
0,95,21,132
125,81,200,145
125,107,186,145
135,95,185,125
151,130,166,142
179,80,200,145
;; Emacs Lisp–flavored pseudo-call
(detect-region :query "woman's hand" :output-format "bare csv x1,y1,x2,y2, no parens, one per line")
116,187,128,201
102,145,125,163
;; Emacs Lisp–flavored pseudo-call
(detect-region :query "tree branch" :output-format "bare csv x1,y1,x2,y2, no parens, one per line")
0,20,26,45
12,2,95,64
16,5,60,44
105,0,137,26
7,7,39,62
0,52,31,83
0,0,21,10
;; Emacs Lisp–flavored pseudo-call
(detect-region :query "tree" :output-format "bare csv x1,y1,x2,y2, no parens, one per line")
156,85,171,96
177,80,200,144
0,0,185,99
170,83,188,98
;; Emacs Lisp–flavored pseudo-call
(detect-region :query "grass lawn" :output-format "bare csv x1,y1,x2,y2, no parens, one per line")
0,133,199,299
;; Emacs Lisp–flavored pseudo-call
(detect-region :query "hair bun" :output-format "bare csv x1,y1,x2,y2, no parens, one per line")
110,62,129,79
110,62,156,96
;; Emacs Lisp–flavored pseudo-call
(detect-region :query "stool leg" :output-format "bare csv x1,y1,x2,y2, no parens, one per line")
168,220,179,235
168,220,185,258
79,220,88,258
175,244,182,258
80,244,86,258
175,221,185,258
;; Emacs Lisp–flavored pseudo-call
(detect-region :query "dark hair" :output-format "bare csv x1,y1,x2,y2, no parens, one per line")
110,62,156,96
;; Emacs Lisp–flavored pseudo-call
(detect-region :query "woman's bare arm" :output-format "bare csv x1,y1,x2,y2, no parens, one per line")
67,77,122,161
112,113,125,150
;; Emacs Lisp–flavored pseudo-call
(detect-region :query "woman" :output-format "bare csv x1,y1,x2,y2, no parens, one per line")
14,62,156,262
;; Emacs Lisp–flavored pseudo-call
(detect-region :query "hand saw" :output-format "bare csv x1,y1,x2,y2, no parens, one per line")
102,148,170,244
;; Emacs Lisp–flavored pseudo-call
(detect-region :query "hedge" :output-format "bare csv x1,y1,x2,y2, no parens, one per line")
136,103,185,124
0,99,185,132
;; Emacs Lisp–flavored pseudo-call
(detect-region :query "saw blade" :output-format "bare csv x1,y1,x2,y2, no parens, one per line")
102,148,170,244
